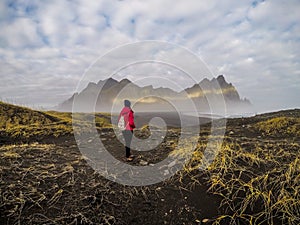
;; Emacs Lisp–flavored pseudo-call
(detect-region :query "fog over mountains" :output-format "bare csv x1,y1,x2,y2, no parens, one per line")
57,75,252,115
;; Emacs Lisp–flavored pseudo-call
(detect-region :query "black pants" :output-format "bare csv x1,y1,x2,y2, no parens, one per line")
122,130,133,158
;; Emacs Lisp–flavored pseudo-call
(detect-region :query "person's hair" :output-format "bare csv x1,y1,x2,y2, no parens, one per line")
124,99,131,107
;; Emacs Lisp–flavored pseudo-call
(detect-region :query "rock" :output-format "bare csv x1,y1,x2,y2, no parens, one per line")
167,140,175,146
229,131,234,135
168,160,176,168
139,160,148,166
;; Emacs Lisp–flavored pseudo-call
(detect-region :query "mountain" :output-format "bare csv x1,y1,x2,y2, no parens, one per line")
57,75,252,114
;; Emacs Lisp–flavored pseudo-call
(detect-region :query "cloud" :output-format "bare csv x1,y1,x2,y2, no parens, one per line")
0,17,42,48
248,0,300,30
0,0,299,112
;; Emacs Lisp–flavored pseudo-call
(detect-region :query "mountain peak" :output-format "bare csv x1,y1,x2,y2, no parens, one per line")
97,77,118,85
106,77,118,83
199,78,210,87
87,82,97,88
216,75,225,82
120,78,132,84
211,75,231,88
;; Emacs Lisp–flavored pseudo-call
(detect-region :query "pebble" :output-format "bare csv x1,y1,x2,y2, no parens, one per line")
167,141,175,146
202,218,209,223
139,160,148,166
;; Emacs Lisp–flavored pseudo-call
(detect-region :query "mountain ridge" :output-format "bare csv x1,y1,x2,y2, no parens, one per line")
57,75,252,113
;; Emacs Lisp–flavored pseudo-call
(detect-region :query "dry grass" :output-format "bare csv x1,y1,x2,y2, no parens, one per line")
180,135,300,225
0,143,154,225
0,101,112,141
254,117,300,137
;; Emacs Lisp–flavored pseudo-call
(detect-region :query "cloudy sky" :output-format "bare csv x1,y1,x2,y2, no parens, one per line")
0,0,299,112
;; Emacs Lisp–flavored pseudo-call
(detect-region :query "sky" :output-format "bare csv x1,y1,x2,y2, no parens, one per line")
0,0,299,113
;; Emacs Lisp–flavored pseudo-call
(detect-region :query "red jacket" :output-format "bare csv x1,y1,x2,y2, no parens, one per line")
118,107,135,130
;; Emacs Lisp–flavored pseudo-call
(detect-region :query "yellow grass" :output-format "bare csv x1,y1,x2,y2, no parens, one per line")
254,116,300,136
180,137,300,225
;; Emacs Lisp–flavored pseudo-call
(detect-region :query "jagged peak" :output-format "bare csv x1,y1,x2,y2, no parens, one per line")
120,78,132,84
87,82,97,87
199,78,210,87
97,77,118,85
200,78,210,83
106,77,118,83
211,75,231,88
216,75,225,81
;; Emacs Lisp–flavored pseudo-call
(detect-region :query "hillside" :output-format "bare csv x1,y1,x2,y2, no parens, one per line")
0,101,60,128
0,101,111,144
